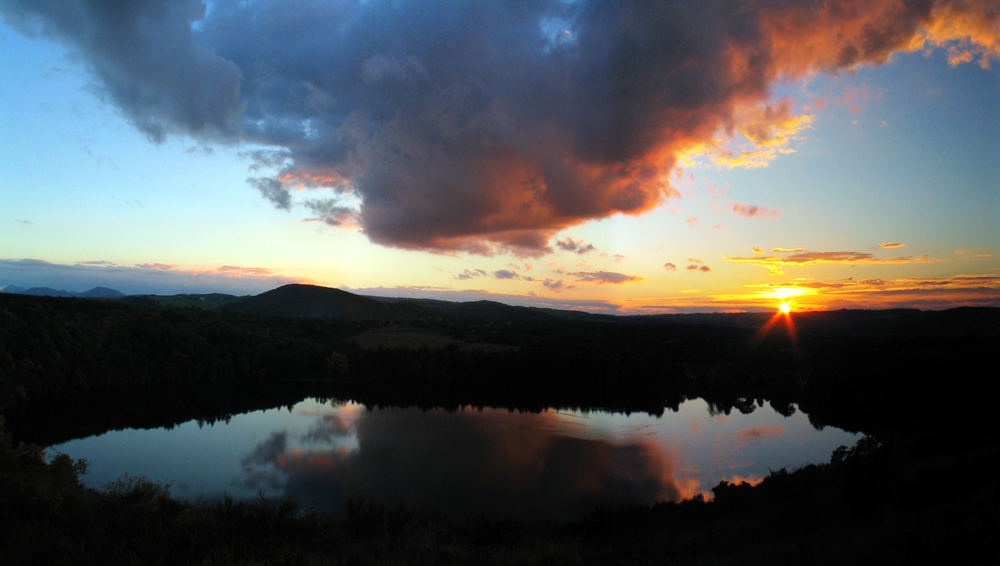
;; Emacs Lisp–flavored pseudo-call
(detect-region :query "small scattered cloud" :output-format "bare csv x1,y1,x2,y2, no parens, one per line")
136,263,177,271
613,254,627,263
835,85,880,115
687,264,711,272
771,247,804,253
14,219,32,225
571,271,642,285
556,238,596,255
302,199,360,228
248,177,292,211
543,279,571,291
494,270,520,280
752,247,764,255
664,263,677,271
733,203,780,219
686,216,700,228
879,242,905,249
456,269,487,281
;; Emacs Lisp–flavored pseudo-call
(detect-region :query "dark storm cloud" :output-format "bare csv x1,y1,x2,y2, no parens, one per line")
3,0,996,253
0,0,243,143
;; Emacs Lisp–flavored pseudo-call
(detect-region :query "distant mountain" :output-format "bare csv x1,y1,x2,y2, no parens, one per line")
79,287,126,298
0,285,125,298
220,284,426,320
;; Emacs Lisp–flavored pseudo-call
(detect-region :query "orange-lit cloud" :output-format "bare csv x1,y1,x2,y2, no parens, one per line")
879,243,906,249
571,271,643,285
613,273,999,314
727,248,935,275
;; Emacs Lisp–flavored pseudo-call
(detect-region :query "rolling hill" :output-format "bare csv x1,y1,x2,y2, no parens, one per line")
220,284,425,320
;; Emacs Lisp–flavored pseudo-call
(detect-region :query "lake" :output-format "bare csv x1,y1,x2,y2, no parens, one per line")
43,394,860,522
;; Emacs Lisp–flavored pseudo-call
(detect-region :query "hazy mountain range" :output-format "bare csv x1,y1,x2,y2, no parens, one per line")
1,286,126,299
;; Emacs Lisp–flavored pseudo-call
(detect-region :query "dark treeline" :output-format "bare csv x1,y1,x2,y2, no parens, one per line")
3,293,997,438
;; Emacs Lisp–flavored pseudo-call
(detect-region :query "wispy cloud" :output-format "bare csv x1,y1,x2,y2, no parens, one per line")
727,248,935,275
731,275,1000,310
879,242,905,249
732,203,780,219
571,271,643,285
664,263,677,271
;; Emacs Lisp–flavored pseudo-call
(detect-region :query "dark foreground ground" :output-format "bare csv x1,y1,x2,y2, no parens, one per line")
1,292,998,564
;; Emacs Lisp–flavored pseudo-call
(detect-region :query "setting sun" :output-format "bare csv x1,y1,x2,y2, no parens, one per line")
779,303,791,313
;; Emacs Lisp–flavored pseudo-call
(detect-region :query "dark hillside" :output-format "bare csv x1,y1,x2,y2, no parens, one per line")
78,287,126,298
221,284,425,320
371,296,609,322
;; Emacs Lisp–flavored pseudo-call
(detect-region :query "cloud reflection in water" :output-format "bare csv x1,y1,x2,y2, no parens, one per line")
240,406,692,521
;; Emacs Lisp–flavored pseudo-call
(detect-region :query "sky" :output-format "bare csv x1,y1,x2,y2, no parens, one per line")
1,0,997,313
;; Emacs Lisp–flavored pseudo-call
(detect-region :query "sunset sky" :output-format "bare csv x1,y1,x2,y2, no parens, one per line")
1,0,997,313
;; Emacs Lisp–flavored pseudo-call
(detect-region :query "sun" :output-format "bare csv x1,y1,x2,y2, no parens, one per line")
779,302,791,314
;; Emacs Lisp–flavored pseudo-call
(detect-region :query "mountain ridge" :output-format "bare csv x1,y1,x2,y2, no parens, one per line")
1,285,125,298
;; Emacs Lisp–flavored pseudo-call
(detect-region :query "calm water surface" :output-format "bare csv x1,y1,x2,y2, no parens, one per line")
51,398,859,521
